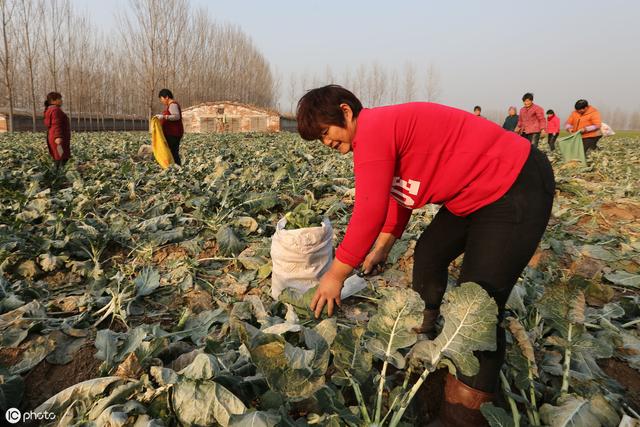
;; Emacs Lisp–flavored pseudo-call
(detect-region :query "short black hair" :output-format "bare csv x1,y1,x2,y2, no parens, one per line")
296,85,363,141
522,93,534,101
546,109,554,115
158,89,174,99
473,106,481,111
575,99,588,110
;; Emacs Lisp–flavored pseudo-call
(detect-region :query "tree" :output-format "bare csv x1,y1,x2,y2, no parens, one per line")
424,62,441,102
403,61,416,103
0,0,16,132
17,0,42,130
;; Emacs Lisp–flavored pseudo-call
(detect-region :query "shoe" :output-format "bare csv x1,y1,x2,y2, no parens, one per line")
413,308,440,339
438,373,494,427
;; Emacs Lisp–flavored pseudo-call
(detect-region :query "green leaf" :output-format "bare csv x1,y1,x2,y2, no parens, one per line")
506,317,538,376
539,282,585,338
134,267,161,297
178,353,220,380
95,329,123,366
240,324,328,399
579,245,618,261
411,282,498,376
172,379,247,426
604,270,640,289
480,403,515,427
217,225,246,256
229,411,281,426
9,335,55,375
330,325,372,386
540,394,620,427
35,376,126,414
365,287,424,369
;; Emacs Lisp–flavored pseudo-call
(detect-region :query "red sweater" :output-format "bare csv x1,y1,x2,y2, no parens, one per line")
44,105,71,161
335,103,531,268
547,114,560,134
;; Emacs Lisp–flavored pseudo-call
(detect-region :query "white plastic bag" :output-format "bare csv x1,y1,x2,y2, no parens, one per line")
601,122,615,137
270,217,333,299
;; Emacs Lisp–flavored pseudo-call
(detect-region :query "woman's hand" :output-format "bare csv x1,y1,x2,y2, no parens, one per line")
362,247,388,275
362,232,397,274
310,259,352,318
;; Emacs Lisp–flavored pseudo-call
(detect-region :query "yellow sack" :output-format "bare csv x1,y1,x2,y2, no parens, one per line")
149,116,174,169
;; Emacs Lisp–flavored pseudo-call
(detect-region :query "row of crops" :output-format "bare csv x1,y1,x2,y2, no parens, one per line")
1,131,639,426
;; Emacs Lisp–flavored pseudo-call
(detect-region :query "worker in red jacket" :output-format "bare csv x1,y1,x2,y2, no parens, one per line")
43,92,71,170
155,88,185,165
297,85,555,426
546,109,560,151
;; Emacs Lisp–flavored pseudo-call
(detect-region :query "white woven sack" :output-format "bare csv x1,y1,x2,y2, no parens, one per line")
270,217,333,299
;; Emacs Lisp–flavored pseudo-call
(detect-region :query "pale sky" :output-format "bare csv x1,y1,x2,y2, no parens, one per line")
73,0,640,120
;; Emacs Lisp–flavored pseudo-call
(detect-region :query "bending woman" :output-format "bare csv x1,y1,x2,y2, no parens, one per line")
297,85,555,426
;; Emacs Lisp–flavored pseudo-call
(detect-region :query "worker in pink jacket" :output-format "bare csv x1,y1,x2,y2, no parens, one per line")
546,109,560,151
515,92,546,147
297,85,555,426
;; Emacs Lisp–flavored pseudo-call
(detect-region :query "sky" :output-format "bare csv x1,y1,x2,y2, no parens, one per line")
73,0,640,120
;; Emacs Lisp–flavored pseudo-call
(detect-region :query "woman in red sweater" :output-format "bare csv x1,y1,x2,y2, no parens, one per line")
43,92,71,171
297,85,555,426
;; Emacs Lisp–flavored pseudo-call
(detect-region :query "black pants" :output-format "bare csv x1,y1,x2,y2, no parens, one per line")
412,147,555,392
583,136,601,156
522,132,541,147
547,133,558,151
166,135,182,165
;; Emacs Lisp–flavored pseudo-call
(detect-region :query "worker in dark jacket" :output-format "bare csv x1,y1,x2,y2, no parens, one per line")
43,92,71,171
155,89,185,165
502,106,518,132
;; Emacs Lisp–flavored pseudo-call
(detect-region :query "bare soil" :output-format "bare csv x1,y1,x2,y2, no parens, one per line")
21,345,102,410
599,358,640,413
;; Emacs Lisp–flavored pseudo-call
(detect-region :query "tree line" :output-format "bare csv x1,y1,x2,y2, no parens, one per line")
0,0,277,132
283,61,442,116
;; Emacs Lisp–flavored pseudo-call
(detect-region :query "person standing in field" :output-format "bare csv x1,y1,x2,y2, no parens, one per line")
155,89,184,165
473,105,483,117
502,106,518,132
566,99,602,156
545,109,560,151
43,92,71,171
297,85,555,426
515,93,546,147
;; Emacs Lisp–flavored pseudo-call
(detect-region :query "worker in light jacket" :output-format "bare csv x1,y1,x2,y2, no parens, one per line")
297,85,555,427
515,92,546,147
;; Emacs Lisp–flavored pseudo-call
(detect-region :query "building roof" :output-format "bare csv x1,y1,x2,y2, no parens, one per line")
183,101,279,116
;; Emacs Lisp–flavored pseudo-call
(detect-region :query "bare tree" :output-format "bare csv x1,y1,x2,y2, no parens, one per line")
368,62,387,107
41,0,65,91
402,61,416,103
424,62,441,102
17,0,42,130
0,0,16,132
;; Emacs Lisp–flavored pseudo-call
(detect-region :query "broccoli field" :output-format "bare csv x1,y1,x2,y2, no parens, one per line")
1,131,640,426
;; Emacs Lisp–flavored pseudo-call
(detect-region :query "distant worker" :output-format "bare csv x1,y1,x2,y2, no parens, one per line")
473,106,483,117
44,91,71,172
566,99,602,156
515,93,546,147
545,109,560,151
155,89,184,165
502,106,518,132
